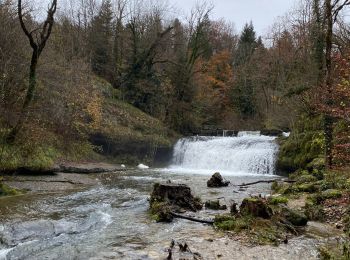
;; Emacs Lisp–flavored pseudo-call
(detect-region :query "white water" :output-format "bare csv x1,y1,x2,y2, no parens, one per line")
168,132,278,176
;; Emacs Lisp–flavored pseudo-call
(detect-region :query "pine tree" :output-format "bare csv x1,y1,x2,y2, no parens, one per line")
232,22,258,117
89,0,113,80
235,22,257,66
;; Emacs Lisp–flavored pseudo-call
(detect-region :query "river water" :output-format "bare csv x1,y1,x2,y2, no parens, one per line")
0,134,325,259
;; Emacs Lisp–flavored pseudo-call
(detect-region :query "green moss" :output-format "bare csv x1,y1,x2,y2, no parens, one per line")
0,182,21,197
0,142,61,172
295,174,318,184
268,196,289,205
277,114,324,173
322,189,343,199
307,157,325,172
149,201,173,222
308,189,342,205
214,215,236,230
214,215,253,232
294,183,318,193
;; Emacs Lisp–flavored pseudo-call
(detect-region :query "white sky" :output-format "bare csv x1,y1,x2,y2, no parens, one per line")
36,0,298,36
171,0,297,36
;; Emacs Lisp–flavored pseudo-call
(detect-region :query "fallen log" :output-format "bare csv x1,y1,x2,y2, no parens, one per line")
3,179,80,185
170,212,214,225
236,179,296,187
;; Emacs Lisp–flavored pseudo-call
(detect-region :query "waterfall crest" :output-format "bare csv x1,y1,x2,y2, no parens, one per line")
169,132,278,175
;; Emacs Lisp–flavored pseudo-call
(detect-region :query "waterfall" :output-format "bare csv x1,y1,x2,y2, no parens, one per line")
169,132,278,175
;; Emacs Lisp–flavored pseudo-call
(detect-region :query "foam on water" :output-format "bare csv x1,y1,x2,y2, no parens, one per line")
168,132,278,176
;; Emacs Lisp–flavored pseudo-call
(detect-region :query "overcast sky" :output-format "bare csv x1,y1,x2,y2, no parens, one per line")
171,0,297,36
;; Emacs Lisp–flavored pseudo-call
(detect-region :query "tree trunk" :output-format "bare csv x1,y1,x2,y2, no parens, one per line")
324,0,334,169
6,50,38,143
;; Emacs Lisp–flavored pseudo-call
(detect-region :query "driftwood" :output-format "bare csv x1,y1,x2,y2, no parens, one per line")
236,179,296,187
170,212,214,225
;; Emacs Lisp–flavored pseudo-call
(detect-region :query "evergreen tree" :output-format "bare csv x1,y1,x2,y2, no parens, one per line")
235,22,257,65
232,22,258,117
89,0,113,80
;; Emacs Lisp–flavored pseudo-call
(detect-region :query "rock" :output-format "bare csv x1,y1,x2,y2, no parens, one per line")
295,174,317,184
240,198,272,219
282,207,308,226
205,200,227,210
335,223,343,229
207,172,230,188
59,163,123,173
230,201,238,215
137,164,149,169
260,129,283,136
149,183,202,222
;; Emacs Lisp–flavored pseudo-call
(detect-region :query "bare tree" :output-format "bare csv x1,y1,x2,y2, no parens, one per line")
324,0,349,168
7,0,57,143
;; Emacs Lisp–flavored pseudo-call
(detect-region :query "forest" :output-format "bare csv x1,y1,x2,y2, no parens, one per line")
0,0,349,170
0,0,350,259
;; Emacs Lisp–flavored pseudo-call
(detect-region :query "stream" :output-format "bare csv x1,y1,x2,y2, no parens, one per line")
0,134,328,259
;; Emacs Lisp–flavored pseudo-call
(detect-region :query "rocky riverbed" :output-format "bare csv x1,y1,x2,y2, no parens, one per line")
0,168,345,259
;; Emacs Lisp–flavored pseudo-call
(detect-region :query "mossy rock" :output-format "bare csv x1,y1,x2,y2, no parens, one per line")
0,183,21,197
295,174,318,184
294,183,318,193
149,201,173,222
308,189,342,205
316,180,332,191
281,207,308,226
268,196,289,205
240,198,272,219
311,168,324,180
271,181,291,194
322,189,342,199
205,200,227,210
306,157,325,172
214,215,236,231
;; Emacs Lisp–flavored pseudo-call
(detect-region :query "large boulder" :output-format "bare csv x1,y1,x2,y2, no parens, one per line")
281,207,308,226
240,198,272,219
207,172,230,188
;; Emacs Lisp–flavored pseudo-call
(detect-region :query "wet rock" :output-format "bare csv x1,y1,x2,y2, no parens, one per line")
261,129,283,136
207,173,230,188
59,163,123,173
240,198,272,219
205,200,227,210
230,201,239,215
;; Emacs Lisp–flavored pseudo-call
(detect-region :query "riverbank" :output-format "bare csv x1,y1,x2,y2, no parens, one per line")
1,162,125,193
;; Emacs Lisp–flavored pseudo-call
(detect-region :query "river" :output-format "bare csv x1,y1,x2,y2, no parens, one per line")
0,134,325,259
